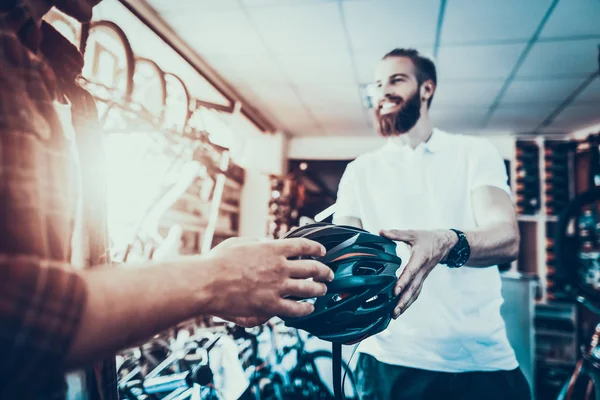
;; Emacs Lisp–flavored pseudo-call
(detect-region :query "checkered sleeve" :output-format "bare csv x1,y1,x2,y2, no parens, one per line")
0,28,88,396
0,257,88,395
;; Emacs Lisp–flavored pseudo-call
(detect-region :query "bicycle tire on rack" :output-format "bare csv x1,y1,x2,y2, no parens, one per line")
290,350,358,400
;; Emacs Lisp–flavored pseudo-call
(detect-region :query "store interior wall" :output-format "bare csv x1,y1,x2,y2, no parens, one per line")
289,134,519,162
238,132,289,238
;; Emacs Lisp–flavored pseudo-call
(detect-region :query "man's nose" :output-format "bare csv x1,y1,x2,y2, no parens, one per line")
381,91,400,104
382,84,396,98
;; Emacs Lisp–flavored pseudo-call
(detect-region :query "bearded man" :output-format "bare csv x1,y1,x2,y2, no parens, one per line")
333,49,531,400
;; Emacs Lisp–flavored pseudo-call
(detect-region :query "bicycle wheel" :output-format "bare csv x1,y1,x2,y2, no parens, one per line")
132,57,167,126
290,350,357,400
82,20,135,101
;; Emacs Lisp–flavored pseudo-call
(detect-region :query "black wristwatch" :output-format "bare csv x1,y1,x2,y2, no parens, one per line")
442,229,470,268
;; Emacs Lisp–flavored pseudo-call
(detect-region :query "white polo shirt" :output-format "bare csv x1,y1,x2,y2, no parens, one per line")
333,128,518,372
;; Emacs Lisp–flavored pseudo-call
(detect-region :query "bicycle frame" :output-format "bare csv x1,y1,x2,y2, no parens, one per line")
558,319,600,400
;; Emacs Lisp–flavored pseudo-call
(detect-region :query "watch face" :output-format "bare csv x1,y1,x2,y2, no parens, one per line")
455,246,470,266
450,230,470,267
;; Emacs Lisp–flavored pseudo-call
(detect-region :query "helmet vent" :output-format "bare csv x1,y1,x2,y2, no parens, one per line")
353,263,384,276
359,243,386,252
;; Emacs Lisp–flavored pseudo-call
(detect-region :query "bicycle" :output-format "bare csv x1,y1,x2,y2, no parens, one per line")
117,331,225,400
229,319,358,400
228,323,287,400
282,332,357,400
265,320,358,400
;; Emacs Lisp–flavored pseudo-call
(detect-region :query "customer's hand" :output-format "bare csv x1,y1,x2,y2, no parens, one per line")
380,229,457,318
204,237,333,321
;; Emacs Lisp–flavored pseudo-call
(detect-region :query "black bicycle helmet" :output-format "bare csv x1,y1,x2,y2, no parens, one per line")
280,222,402,345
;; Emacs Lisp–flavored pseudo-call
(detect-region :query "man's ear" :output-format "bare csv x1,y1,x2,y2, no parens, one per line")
420,80,435,103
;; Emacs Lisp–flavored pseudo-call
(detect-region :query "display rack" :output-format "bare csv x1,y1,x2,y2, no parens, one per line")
512,136,576,303
512,136,577,399
511,134,600,399
534,302,579,399
266,173,306,239
78,19,245,261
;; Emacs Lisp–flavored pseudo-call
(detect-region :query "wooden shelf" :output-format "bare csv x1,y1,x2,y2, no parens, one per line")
535,329,575,339
517,215,541,222
224,178,242,190
214,229,238,237
160,210,207,233
181,192,209,205
159,213,236,237
537,358,576,368
220,202,240,213
516,214,559,223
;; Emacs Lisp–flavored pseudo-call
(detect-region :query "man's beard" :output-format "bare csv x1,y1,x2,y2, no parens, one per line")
375,91,422,137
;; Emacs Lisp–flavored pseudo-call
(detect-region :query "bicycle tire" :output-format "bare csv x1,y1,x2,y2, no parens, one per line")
133,57,167,126
291,350,357,400
84,20,135,101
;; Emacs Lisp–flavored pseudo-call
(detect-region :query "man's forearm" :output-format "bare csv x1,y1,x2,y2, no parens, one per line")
459,221,520,267
66,259,213,369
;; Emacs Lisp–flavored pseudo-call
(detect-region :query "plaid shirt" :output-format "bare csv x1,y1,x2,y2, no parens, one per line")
0,4,116,399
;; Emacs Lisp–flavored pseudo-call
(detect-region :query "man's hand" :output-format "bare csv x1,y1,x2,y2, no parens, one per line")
204,237,334,321
380,229,457,318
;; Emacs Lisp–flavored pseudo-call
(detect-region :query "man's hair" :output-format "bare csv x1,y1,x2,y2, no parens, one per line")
383,48,437,108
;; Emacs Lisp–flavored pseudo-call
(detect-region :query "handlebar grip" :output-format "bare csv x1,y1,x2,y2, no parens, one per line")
190,363,213,387
578,296,600,314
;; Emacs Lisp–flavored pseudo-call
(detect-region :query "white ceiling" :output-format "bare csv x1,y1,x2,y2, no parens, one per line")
147,0,600,137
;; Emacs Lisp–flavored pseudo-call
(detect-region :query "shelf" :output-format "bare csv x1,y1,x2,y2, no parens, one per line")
224,178,242,190
160,210,207,233
181,192,210,205
214,229,238,237
537,358,577,368
535,329,576,339
535,302,577,322
516,215,559,222
220,202,240,213
517,215,541,222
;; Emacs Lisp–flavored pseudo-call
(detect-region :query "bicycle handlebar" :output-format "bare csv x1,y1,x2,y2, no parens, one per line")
578,296,600,315
143,361,213,394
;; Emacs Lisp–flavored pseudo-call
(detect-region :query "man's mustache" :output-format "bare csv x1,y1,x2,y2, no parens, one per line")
378,96,404,108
